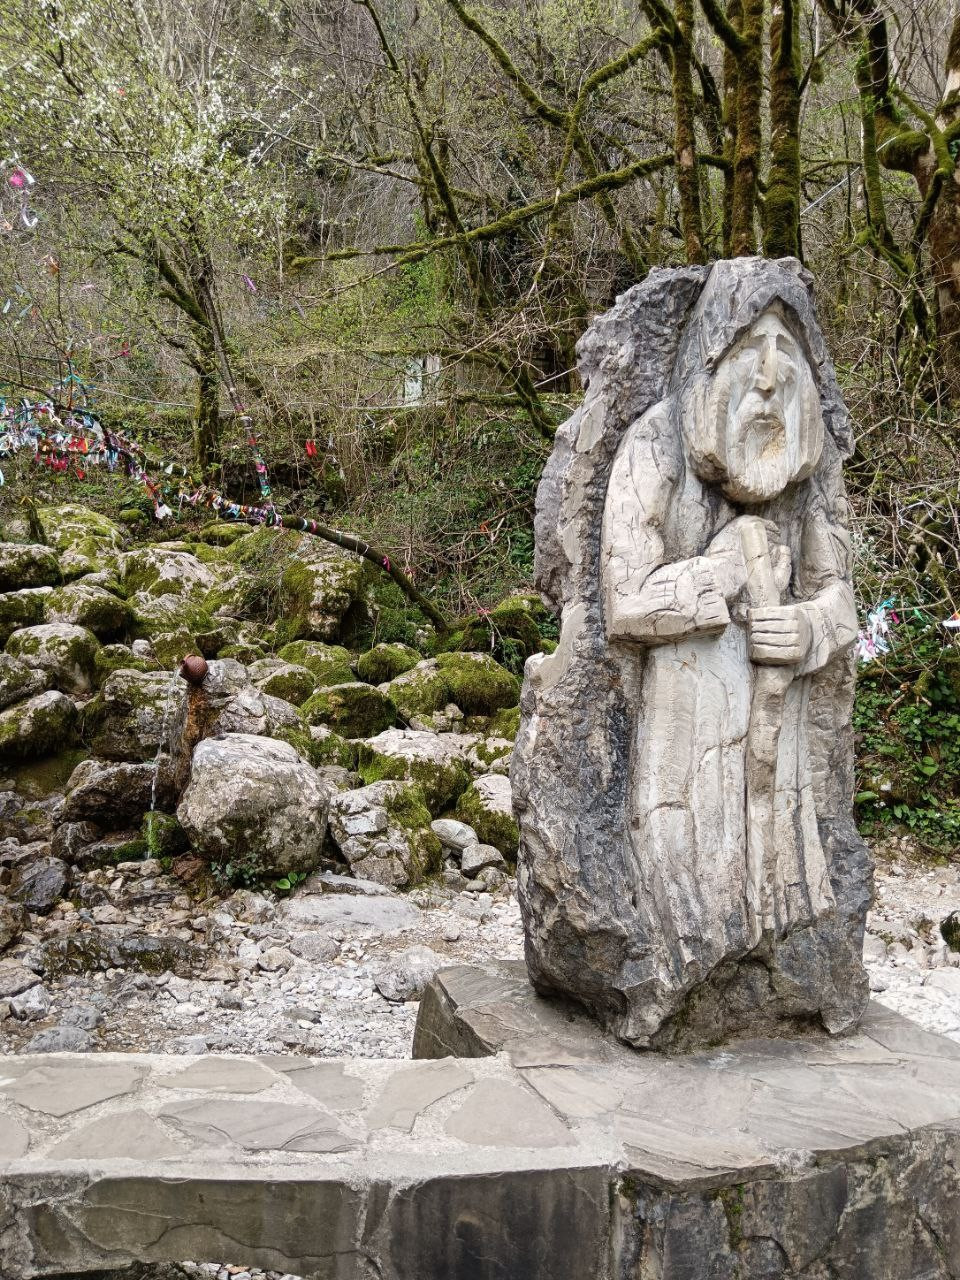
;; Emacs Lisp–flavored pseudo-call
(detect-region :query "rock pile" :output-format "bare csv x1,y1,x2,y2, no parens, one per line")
0,505,531,1052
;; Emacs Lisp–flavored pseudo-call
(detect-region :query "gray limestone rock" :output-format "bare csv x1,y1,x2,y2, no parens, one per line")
0,689,78,762
6,622,100,694
61,758,165,825
373,945,443,1001
327,779,442,888
0,895,27,951
9,855,69,914
177,732,329,877
82,669,185,762
513,258,871,1050
461,842,507,878
0,653,50,710
24,1024,94,1053
0,542,61,591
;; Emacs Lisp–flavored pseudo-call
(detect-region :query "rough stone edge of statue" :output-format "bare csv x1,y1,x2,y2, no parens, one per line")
511,256,872,1051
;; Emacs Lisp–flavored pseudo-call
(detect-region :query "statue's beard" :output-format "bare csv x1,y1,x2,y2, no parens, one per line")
680,371,825,504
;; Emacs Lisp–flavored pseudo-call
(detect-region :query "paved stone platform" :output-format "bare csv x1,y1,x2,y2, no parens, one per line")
0,966,958,1279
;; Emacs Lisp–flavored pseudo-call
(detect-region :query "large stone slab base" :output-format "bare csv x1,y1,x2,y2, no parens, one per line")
2,973,959,1280
414,962,960,1278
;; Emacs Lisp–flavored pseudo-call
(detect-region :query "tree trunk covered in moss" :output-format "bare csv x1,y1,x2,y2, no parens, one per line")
764,0,801,257
730,0,763,254
672,0,706,262
720,0,742,256
193,332,221,478
924,13,960,384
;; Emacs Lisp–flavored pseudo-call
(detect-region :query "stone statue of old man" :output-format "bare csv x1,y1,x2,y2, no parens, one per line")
513,257,872,1050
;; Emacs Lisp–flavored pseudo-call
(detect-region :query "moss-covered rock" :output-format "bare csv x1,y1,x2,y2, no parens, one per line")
219,641,266,664
277,641,355,685
146,628,199,669
453,592,556,670
94,644,160,679
382,659,450,722
356,642,421,685
6,622,100,694
37,505,126,578
327,779,442,888
142,810,190,859
0,588,48,645
307,726,357,769
0,653,51,710
248,658,318,706
46,581,131,640
356,728,473,815
82,669,184,761
117,508,149,528
0,543,61,591
301,682,396,738
434,651,520,715
0,690,78,762
227,525,370,644
455,773,518,857
486,704,521,740
195,522,253,547
121,546,220,601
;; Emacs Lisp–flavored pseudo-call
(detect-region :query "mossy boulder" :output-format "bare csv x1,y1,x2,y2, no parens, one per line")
148,629,201,669
121,547,220,601
82,669,184,762
278,641,356,685
307,726,357,769
37,505,126,578
228,526,370,644
46,581,131,640
248,658,317,706
453,592,555,669
93,645,160,680
142,810,189,858
195,522,253,547
6,622,100,694
301,682,396,738
0,690,78,762
434,651,520,715
327,779,442,888
117,508,149,528
386,660,453,721
356,642,421,685
356,728,473,815
0,542,61,591
487,704,521,740
0,653,51,710
219,641,266,664
0,588,48,645
455,773,518,857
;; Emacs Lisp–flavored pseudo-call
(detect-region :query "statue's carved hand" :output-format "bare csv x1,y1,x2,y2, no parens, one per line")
748,605,812,666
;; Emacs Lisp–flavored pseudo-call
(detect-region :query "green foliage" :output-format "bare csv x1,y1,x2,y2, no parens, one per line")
854,615,960,847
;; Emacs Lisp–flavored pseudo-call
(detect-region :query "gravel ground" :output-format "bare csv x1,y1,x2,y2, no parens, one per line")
2,841,958,1058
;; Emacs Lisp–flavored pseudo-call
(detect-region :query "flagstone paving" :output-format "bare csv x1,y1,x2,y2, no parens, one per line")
1,986,959,1279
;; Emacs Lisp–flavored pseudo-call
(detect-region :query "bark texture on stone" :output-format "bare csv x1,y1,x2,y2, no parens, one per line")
512,257,872,1050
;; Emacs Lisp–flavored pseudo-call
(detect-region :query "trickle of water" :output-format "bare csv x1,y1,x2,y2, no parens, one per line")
148,671,181,850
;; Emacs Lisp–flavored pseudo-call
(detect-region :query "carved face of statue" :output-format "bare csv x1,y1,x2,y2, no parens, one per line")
682,309,825,503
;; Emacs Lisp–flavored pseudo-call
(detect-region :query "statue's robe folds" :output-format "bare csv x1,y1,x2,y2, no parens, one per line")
512,265,872,1050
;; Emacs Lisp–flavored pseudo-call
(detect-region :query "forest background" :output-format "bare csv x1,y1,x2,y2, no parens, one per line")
1,0,960,847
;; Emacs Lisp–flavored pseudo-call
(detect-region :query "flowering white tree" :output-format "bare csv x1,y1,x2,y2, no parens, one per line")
0,0,292,471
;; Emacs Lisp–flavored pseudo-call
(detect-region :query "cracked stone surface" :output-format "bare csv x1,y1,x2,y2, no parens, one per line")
1,997,958,1278
513,259,871,1049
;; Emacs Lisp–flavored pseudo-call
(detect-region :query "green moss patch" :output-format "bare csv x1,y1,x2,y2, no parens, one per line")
434,652,520,715
356,642,422,684
301,681,397,737
278,640,356,685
